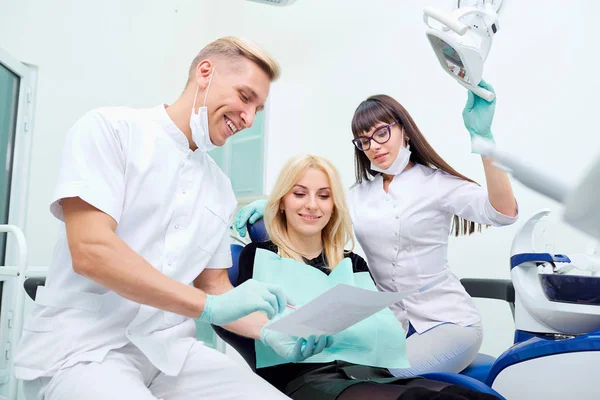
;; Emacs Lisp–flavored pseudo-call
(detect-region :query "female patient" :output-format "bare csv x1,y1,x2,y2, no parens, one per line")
237,154,499,400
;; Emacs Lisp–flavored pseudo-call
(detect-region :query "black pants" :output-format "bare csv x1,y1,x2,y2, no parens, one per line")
337,380,500,400
284,362,499,400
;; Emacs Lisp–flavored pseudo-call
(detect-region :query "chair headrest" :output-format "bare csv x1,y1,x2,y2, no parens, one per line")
248,218,270,242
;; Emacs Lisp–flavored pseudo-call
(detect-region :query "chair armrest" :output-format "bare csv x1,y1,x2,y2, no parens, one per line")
212,325,257,371
460,278,514,303
24,277,46,301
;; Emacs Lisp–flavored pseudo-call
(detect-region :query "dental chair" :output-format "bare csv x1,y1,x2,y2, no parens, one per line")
480,210,600,399
211,218,505,398
425,210,600,399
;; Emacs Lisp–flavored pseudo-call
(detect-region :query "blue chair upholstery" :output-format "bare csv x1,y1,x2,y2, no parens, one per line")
421,373,505,399
229,243,244,285
459,353,497,383
247,218,269,243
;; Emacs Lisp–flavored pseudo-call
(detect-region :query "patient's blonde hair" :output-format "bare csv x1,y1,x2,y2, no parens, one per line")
265,154,354,268
187,36,280,86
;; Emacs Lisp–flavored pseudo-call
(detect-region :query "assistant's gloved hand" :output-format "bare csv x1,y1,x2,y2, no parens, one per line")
261,323,334,363
234,199,267,237
462,79,496,154
199,279,294,326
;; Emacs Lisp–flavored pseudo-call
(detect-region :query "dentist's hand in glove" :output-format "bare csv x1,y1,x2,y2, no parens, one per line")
198,279,294,326
234,199,267,237
462,79,496,154
261,323,334,363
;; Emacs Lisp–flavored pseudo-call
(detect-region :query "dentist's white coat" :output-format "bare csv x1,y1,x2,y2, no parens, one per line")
15,105,287,399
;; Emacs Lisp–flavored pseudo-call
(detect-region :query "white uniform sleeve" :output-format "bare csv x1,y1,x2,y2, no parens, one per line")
50,110,126,223
439,173,518,227
205,230,233,269
205,228,233,269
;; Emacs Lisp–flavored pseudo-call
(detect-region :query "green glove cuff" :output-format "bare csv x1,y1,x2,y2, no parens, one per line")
471,134,496,154
199,294,215,323
259,325,270,345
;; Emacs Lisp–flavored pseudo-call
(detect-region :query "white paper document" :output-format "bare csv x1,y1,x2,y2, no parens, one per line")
267,275,446,337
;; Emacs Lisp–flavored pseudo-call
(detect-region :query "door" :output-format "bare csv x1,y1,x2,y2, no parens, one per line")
0,47,35,400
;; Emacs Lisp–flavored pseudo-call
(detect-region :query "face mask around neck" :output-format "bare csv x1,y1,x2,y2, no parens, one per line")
189,69,216,152
370,127,411,176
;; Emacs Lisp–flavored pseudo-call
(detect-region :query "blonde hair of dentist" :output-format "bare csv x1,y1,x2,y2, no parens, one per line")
265,154,354,267
187,36,281,86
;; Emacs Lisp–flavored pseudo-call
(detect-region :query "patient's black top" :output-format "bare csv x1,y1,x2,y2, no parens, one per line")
237,240,369,286
236,240,369,391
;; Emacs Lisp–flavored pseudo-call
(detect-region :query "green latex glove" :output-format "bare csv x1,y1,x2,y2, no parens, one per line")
462,79,496,153
234,199,267,237
199,279,294,326
261,323,334,363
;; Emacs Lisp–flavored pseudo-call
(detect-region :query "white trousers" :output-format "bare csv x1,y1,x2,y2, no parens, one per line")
389,323,483,377
22,342,289,400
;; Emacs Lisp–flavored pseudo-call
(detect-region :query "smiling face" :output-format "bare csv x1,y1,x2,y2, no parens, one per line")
280,167,334,240
194,57,271,147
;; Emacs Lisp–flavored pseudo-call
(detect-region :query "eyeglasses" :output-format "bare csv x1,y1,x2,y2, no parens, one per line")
351,122,396,152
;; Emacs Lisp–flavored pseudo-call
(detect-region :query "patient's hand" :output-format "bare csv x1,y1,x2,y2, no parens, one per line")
260,324,333,363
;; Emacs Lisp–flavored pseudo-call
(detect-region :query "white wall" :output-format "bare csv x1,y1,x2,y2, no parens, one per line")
0,0,222,263
1,0,599,359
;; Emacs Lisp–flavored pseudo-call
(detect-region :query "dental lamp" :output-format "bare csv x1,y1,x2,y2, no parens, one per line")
423,0,504,101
